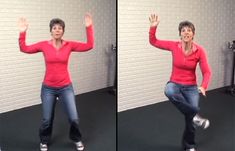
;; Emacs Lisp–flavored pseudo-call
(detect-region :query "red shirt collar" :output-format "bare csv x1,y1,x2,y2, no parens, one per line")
48,39,67,45
177,41,198,52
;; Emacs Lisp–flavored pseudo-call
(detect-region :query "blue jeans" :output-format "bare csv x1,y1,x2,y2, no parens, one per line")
39,84,82,144
164,81,200,149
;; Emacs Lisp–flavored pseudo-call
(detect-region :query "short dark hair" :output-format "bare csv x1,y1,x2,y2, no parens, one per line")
178,20,195,36
49,18,65,32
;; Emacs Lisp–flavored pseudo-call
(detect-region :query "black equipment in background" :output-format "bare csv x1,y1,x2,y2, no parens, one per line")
109,44,116,95
227,40,235,96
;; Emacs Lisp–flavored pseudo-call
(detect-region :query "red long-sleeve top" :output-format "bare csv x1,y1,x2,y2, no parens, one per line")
19,25,94,87
149,26,211,89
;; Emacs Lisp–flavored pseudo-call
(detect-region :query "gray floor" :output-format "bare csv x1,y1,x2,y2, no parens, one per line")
0,88,116,151
118,87,235,151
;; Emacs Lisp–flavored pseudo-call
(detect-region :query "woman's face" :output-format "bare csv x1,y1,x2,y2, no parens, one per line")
180,26,194,43
51,24,64,40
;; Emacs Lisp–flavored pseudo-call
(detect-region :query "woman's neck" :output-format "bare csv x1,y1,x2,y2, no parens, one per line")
182,41,192,52
52,39,62,49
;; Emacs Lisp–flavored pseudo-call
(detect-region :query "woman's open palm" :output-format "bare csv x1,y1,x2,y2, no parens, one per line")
149,14,160,27
18,17,28,32
84,13,93,27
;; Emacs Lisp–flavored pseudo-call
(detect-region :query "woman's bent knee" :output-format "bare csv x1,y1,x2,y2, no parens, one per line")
164,82,178,97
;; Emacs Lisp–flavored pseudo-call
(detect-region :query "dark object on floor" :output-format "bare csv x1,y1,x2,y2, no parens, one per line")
227,41,235,96
109,44,117,96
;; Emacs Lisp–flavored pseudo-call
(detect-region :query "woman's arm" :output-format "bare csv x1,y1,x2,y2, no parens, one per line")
18,17,42,53
71,13,94,52
149,14,175,51
199,48,212,91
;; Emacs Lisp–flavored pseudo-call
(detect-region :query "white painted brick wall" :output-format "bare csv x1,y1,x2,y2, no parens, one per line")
0,0,116,113
118,0,235,112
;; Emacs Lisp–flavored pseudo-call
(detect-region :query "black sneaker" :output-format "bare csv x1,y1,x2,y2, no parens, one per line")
74,141,84,151
193,114,210,129
40,143,48,151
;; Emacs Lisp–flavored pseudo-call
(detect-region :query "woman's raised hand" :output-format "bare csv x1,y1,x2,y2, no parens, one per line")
84,13,93,27
18,17,28,32
149,14,160,27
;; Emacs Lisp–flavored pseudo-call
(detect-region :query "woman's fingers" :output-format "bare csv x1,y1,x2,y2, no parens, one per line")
84,13,93,27
18,17,28,32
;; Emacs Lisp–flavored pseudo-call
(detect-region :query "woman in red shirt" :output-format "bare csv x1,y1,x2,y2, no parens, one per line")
149,14,211,151
18,14,94,151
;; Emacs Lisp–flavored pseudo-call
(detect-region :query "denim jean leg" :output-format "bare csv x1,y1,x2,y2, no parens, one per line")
164,82,198,116
181,85,200,149
39,85,57,144
182,115,196,149
59,85,82,142
181,85,200,113
165,82,200,149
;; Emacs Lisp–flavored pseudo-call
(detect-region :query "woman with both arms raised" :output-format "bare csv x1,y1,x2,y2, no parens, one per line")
18,13,94,151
